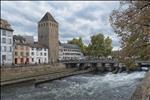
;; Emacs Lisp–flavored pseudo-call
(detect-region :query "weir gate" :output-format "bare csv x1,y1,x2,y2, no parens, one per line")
60,59,119,71
135,61,150,71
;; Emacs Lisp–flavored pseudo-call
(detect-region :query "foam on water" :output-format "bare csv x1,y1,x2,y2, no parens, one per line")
1,71,146,100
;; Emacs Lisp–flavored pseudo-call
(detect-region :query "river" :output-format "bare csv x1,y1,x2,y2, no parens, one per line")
1,71,146,100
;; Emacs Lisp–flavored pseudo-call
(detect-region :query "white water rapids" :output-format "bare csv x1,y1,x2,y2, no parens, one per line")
1,71,146,100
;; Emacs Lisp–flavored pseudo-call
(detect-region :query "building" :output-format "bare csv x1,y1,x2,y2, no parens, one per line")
13,35,30,64
29,42,48,64
22,35,34,44
59,43,83,61
13,35,48,65
38,12,59,63
14,43,30,64
0,18,14,65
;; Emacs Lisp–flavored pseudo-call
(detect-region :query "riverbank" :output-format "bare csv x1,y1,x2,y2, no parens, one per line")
129,71,150,100
0,64,92,86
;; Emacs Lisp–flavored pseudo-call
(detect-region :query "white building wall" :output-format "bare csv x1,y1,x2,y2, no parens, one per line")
29,47,48,64
59,46,83,61
0,29,13,65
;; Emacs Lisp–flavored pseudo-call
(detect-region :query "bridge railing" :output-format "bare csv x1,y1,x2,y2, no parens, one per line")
59,58,118,63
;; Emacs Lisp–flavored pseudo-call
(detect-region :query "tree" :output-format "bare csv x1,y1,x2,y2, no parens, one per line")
68,37,87,55
104,37,113,57
87,33,112,57
109,1,150,69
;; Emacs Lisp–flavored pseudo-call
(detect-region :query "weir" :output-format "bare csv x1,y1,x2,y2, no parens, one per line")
62,59,119,72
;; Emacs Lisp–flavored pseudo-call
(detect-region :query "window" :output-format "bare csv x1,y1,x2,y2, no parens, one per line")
10,47,12,52
8,32,12,37
21,52,24,56
26,52,29,56
32,58,34,62
40,35,43,39
8,39,12,44
8,47,12,52
2,30,6,36
2,38,6,43
31,52,34,55
40,52,42,56
2,55,6,61
2,46,7,52
32,48,34,50
15,52,18,56
15,45,18,49
44,53,46,56
7,55,12,61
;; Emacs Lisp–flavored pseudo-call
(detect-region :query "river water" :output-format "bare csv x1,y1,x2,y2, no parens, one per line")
1,71,146,100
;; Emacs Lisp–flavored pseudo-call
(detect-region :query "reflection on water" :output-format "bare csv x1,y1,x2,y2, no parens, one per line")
1,72,146,100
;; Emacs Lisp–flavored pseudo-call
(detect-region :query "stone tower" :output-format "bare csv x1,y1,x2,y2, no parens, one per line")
38,12,59,63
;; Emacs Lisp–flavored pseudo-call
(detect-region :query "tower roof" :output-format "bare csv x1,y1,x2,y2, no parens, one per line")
39,12,57,23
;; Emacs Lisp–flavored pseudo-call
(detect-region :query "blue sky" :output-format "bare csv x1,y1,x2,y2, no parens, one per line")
1,1,121,50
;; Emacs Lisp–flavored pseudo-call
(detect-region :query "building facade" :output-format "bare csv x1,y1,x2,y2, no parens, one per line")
13,35,30,64
59,43,83,61
0,18,14,65
13,35,48,65
14,44,30,64
38,12,59,63
29,43,48,64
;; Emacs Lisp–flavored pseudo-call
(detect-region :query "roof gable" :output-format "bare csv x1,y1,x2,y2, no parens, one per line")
39,12,57,23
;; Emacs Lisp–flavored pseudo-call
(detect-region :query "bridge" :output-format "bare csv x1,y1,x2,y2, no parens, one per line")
60,59,150,72
60,59,119,72
135,61,150,71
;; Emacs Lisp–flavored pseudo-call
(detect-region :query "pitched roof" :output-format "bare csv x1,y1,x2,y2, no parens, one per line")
0,18,14,31
39,12,57,23
15,42,48,49
13,35,26,42
29,42,48,49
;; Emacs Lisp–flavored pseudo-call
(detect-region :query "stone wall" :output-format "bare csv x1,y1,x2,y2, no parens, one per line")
129,71,150,100
1,63,65,82
1,65,50,73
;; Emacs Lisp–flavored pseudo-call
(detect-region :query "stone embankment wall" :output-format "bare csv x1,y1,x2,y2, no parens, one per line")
129,71,150,100
1,63,65,82
1,64,64,74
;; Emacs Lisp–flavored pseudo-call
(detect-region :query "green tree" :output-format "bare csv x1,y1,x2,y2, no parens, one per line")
87,33,112,57
109,1,150,69
104,37,113,57
68,37,87,55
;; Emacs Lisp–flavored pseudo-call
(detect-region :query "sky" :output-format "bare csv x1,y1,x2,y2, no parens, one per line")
1,1,121,50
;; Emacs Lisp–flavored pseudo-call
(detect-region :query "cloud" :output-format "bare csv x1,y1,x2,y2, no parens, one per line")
1,1,120,50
